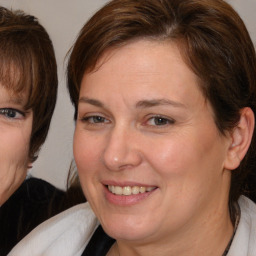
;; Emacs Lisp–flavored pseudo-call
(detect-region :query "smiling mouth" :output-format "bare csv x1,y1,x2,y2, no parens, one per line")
107,185,156,196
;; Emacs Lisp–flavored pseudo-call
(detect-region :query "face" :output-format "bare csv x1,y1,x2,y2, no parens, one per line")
74,40,232,244
0,85,33,206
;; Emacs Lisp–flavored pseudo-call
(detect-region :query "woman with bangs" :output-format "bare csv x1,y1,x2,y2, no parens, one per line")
0,6,62,255
10,0,256,255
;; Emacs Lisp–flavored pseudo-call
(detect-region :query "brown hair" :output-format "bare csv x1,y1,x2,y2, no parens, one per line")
67,0,256,203
0,7,58,162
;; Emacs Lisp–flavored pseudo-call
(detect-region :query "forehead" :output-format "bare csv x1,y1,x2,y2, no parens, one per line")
81,39,201,98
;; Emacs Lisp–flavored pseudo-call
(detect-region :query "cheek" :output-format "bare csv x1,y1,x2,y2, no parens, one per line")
146,129,225,190
145,139,199,205
0,127,31,203
145,134,198,177
73,129,101,180
0,128,31,165
73,129,106,205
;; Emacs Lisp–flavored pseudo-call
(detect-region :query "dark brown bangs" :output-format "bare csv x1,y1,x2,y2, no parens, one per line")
0,33,34,108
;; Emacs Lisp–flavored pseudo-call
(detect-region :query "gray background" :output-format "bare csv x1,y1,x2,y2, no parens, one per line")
0,0,255,190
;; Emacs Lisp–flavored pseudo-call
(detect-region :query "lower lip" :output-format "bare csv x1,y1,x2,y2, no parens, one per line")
103,186,157,206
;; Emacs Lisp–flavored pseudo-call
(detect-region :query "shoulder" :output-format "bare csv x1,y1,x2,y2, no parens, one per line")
0,177,66,255
228,196,256,256
9,202,99,256
22,177,65,201
2,177,64,207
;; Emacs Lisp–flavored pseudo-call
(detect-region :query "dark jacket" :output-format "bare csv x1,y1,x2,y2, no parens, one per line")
0,177,85,256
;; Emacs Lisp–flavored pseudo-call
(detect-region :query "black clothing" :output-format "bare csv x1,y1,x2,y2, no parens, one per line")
81,225,115,256
0,177,86,256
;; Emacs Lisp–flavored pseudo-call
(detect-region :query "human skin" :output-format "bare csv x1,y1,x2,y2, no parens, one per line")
74,40,249,255
0,85,32,206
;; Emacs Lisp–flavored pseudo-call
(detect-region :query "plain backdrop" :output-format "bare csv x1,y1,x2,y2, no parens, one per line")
0,0,255,190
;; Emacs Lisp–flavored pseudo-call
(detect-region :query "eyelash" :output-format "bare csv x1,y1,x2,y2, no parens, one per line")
0,108,25,120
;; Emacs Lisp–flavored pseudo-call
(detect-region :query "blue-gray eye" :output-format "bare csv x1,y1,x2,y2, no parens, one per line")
92,116,106,123
148,116,172,126
82,115,108,123
0,108,24,119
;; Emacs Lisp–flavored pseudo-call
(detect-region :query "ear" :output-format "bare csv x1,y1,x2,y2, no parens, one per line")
224,107,255,170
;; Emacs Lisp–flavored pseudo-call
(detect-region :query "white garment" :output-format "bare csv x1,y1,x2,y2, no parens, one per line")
9,196,256,256
8,202,98,256
227,196,256,256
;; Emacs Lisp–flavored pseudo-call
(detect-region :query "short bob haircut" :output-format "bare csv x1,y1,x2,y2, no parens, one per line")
67,0,256,204
0,7,58,162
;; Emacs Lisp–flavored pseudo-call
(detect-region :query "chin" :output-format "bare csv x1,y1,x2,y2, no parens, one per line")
100,214,156,242
106,227,151,242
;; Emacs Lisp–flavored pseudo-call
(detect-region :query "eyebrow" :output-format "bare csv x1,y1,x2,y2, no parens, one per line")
135,99,185,108
8,97,24,105
79,97,185,109
79,97,104,107
0,95,26,106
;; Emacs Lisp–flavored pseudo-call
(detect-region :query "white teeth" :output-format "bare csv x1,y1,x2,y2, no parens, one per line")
139,186,146,193
110,185,114,193
114,186,123,195
108,185,155,196
123,186,131,195
132,186,140,194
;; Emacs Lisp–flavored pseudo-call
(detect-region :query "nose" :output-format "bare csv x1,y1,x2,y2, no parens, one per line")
102,126,142,171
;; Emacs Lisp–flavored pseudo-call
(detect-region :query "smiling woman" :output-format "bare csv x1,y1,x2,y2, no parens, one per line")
9,0,256,256
74,38,240,254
